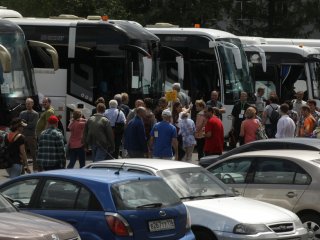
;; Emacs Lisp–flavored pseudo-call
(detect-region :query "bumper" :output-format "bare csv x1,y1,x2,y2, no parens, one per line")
214,227,308,239
180,230,196,240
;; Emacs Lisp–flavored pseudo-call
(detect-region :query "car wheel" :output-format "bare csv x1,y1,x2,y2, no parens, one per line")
193,229,216,240
300,213,320,240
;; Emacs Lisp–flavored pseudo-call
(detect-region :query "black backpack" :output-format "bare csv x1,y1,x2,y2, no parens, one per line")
269,105,280,125
0,131,10,169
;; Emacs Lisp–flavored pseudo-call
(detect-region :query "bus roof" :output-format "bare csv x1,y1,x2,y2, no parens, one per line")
146,27,238,40
252,44,320,56
0,8,22,18
239,36,268,45
8,17,159,41
265,38,320,48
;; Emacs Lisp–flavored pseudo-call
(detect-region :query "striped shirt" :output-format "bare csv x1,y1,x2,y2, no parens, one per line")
37,127,66,168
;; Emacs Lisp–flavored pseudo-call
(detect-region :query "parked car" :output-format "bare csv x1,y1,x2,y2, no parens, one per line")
84,159,308,240
0,169,194,240
0,192,80,240
206,149,320,239
200,138,320,167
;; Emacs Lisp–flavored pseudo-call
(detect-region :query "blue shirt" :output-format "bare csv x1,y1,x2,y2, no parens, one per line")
150,121,177,158
104,108,126,127
124,116,147,153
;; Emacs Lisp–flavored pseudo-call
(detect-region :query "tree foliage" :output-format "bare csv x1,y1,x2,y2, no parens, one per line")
0,0,319,37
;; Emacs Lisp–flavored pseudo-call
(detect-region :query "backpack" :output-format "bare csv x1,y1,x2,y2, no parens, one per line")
269,105,280,125
0,131,11,169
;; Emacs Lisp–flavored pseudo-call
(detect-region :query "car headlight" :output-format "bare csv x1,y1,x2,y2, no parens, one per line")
233,224,270,235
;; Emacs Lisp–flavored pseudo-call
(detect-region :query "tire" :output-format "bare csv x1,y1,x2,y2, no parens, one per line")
193,230,216,240
299,213,320,240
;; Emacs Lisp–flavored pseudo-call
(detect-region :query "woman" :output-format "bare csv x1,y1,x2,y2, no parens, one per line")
195,99,207,160
240,107,260,144
172,101,185,160
6,118,30,178
179,112,196,162
67,109,87,168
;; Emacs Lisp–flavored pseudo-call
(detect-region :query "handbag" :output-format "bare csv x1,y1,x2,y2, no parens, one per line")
256,120,268,140
0,133,12,169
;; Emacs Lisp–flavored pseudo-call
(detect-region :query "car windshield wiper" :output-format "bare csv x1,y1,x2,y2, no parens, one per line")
136,203,163,209
180,194,228,201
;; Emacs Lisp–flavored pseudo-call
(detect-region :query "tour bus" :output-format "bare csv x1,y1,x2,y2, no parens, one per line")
5,16,189,131
265,38,320,52
147,25,254,135
240,37,320,104
0,19,58,129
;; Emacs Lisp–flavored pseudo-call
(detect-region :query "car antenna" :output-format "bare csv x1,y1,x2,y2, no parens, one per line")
114,162,125,175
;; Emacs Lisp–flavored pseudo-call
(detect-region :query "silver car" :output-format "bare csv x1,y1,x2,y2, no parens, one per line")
85,159,307,240
207,149,320,240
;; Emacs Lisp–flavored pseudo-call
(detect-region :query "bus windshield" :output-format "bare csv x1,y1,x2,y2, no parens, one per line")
309,62,320,100
0,30,35,98
217,38,253,104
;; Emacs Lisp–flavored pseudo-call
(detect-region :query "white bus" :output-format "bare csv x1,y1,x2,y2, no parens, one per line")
147,27,254,135
240,38,320,104
0,19,58,129
265,38,320,52
7,16,179,130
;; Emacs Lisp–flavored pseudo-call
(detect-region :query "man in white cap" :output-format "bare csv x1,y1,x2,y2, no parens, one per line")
149,109,178,160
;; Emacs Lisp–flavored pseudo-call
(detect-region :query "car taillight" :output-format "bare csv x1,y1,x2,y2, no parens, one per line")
105,213,133,237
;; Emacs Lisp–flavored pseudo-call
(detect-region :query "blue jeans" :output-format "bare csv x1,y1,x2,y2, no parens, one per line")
91,145,112,162
67,147,86,168
7,164,22,178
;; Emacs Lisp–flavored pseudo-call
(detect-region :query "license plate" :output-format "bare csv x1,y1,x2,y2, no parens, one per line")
148,219,175,232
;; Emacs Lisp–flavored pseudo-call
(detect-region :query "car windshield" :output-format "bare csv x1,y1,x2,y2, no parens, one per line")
157,167,234,200
0,194,17,213
111,179,181,210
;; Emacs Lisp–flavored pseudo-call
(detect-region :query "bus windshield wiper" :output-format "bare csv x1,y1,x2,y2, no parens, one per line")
136,203,163,209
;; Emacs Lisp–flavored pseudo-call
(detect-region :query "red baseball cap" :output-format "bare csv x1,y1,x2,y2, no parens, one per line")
47,115,59,124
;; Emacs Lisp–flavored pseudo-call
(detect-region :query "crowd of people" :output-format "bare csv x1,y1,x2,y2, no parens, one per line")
2,83,318,179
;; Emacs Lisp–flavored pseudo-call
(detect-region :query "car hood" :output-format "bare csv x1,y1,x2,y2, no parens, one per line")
184,196,298,230
0,212,78,239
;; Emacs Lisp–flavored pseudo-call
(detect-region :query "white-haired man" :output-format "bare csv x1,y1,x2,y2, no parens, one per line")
104,100,126,158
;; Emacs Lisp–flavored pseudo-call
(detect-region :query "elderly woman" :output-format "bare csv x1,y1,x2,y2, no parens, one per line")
195,99,207,160
240,107,260,144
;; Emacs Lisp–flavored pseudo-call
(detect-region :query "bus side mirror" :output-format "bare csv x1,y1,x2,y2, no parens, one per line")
0,44,11,73
28,40,59,71
176,56,184,80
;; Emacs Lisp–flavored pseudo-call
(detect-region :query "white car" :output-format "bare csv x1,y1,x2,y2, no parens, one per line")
85,159,307,240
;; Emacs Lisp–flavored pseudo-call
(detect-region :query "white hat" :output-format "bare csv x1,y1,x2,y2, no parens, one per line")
161,109,172,117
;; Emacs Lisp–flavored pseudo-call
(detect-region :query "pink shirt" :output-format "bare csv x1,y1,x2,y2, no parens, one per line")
68,118,87,148
240,119,259,144
195,111,207,139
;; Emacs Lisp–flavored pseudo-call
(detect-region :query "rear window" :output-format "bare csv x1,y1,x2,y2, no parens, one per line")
111,179,181,210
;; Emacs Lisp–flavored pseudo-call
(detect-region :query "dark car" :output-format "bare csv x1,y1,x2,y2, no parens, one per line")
0,192,80,239
0,169,194,240
200,138,320,168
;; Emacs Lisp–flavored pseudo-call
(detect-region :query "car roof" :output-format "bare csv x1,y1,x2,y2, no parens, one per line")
24,169,160,184
226,150,320,161
88,158,199,171
252,138,320,148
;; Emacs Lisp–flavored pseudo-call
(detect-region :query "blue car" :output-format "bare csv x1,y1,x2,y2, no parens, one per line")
0,169,194,240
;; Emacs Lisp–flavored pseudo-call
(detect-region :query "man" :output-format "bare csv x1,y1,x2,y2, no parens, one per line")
254,87,266,118
149,109,178,160
298,105,316,137
37,115,66,171
126,99,145,124
35,97,55,137
114,93,131,117
19,98,39,172
83,103,115,161
292,91,306,115
154,97,168,122
124,107,148,158
172,83,190,108
206,90,225,119
204,107,224,156
275,103,296,138
231,92,251,146
104,100,126,159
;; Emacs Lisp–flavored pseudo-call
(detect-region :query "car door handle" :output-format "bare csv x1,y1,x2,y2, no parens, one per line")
286,192,297,198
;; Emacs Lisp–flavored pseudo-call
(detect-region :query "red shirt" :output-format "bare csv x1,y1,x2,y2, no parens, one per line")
68,118,87,148
204,116,224,154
